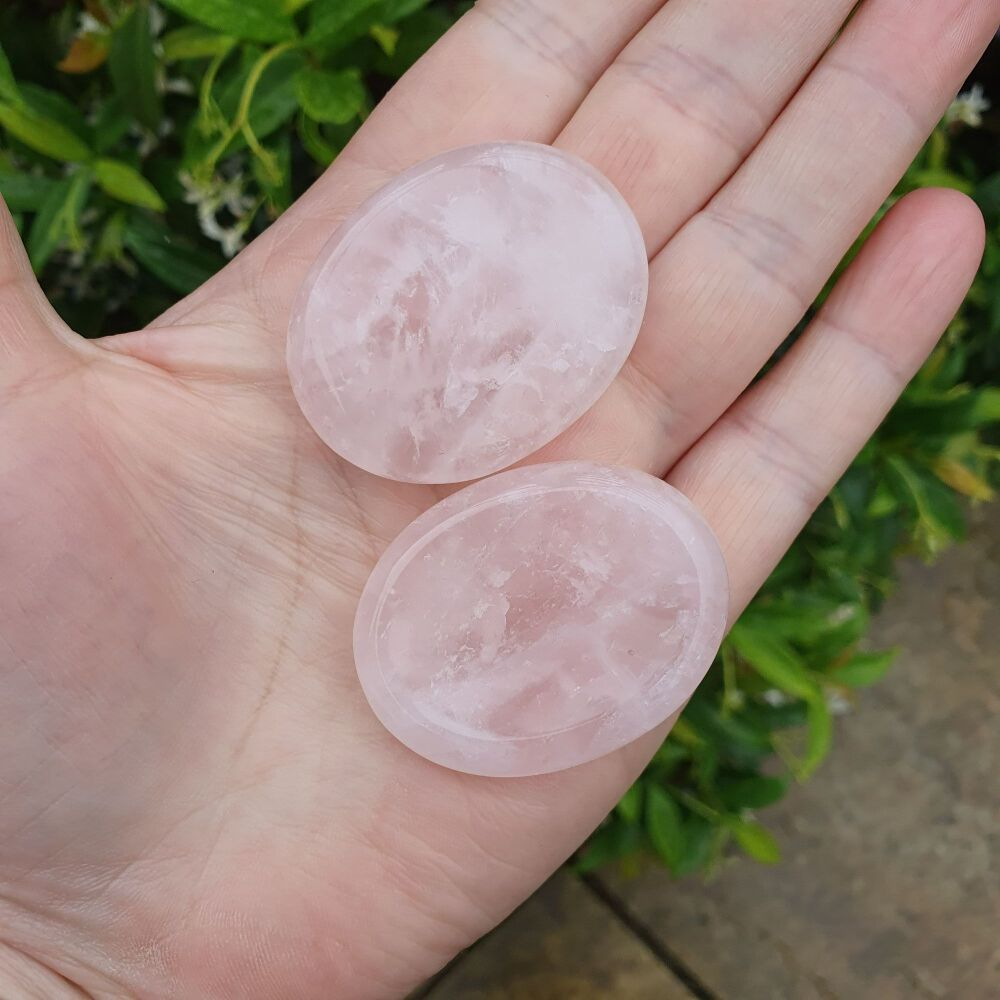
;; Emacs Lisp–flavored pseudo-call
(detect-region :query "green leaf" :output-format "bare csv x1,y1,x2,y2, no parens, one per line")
93,159,165,211
159,0,297,43
369,24,400,57
742,699,809,732
251,132,292,213
884,387,1000,440
909,168,974,195
20,84,91,144
94,209,128,265
969,388,1000,423
829,648,898,688
976,172,1000,216
91,97,132,155
161,25,236,62
184,50,304,168
0,103,92,162
308,0,385,44
307,0,429,46
650,739,688,776
802,697,833,779
240,51,306,143
673,815,721,877
0,40,23,108
294,67,366,124
645,786,686,874
681,698,772,767
886,455,967,553
123,214,219,294
615,782,643,825
746,595,867,652
728,621,820,701
376,0,433,22
575,821,642,874
867,479,899,518
375,9,451,76
727,818,781,864
297,111,338,167
108,2,163,130
27,169,91,271
0,169,56,212
717,774,788,811
933,457,995,501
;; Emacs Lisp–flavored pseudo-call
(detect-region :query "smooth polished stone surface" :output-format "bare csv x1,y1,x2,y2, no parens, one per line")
354,463,729,777
288,142,648,484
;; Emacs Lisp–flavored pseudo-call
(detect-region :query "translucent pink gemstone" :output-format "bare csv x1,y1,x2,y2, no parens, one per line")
354,463,729,777
287,143,648,484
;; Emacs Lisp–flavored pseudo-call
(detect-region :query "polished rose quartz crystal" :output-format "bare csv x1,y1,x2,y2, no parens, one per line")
288,143,648,484
354,463,729,777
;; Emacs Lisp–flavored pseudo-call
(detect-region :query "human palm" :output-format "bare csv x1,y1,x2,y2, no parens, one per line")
1,1,995,997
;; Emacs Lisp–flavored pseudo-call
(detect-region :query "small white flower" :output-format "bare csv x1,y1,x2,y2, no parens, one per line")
133,124,161,160
164,77,194,96
825,691,853,717
945,84,990,128
761,689,791,707
197,206,249,258
181,169,256,258
78,12,107,36
148,2,166,38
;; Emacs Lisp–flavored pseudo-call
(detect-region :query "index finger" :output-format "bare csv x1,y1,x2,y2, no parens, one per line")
157,0,668,335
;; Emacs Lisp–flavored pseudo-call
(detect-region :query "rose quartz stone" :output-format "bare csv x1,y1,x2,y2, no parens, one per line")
288,143,648,484
354,462,729,777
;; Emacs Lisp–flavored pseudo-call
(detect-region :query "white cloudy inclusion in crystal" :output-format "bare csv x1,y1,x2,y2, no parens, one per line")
287,143,649,484
353,463,729,777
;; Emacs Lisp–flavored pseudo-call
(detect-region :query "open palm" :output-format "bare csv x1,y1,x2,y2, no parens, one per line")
1,1,995,997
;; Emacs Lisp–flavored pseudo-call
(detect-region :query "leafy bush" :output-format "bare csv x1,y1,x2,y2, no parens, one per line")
1,1,997,875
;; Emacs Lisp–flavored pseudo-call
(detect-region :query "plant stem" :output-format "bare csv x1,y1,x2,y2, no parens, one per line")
201,41,298,177
197,46,233,137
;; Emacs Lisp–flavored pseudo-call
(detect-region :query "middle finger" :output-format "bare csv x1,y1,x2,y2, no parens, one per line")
539,0,995,477
555,0,859,255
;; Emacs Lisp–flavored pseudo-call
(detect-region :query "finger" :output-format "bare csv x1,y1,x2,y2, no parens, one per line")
507,187,985,921
593,0,997,478
669,188,985,616
154,0,669,336
556,0,858,255
0,198,77,376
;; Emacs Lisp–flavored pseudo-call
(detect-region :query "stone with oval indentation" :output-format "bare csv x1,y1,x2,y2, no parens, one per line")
353,462,729,777
288,143,649,484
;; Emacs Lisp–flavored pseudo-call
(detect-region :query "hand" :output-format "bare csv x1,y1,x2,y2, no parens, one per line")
1,1,994,996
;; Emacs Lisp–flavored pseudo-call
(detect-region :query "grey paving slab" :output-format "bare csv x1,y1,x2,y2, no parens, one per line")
424,870,698,999
596,504,1000,999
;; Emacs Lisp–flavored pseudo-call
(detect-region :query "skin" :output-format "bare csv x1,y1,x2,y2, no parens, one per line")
0,0,996,996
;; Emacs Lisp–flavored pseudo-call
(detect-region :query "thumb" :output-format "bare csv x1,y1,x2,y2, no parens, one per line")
0,196,78,375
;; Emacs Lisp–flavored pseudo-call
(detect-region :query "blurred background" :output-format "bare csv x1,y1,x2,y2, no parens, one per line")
0,4,996,997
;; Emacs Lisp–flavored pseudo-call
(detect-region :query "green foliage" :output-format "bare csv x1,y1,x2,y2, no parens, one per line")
108,3,162,128
0,41,23,107
645,786,685,874
159,0,297,43
28,168,91,270
0,101,92,162
0,2,997,876
590,95,1000,873
93,158,165,210
294,67,367,124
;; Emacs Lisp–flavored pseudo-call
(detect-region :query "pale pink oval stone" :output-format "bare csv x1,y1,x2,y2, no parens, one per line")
354,462,729,777
288,143,648,484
